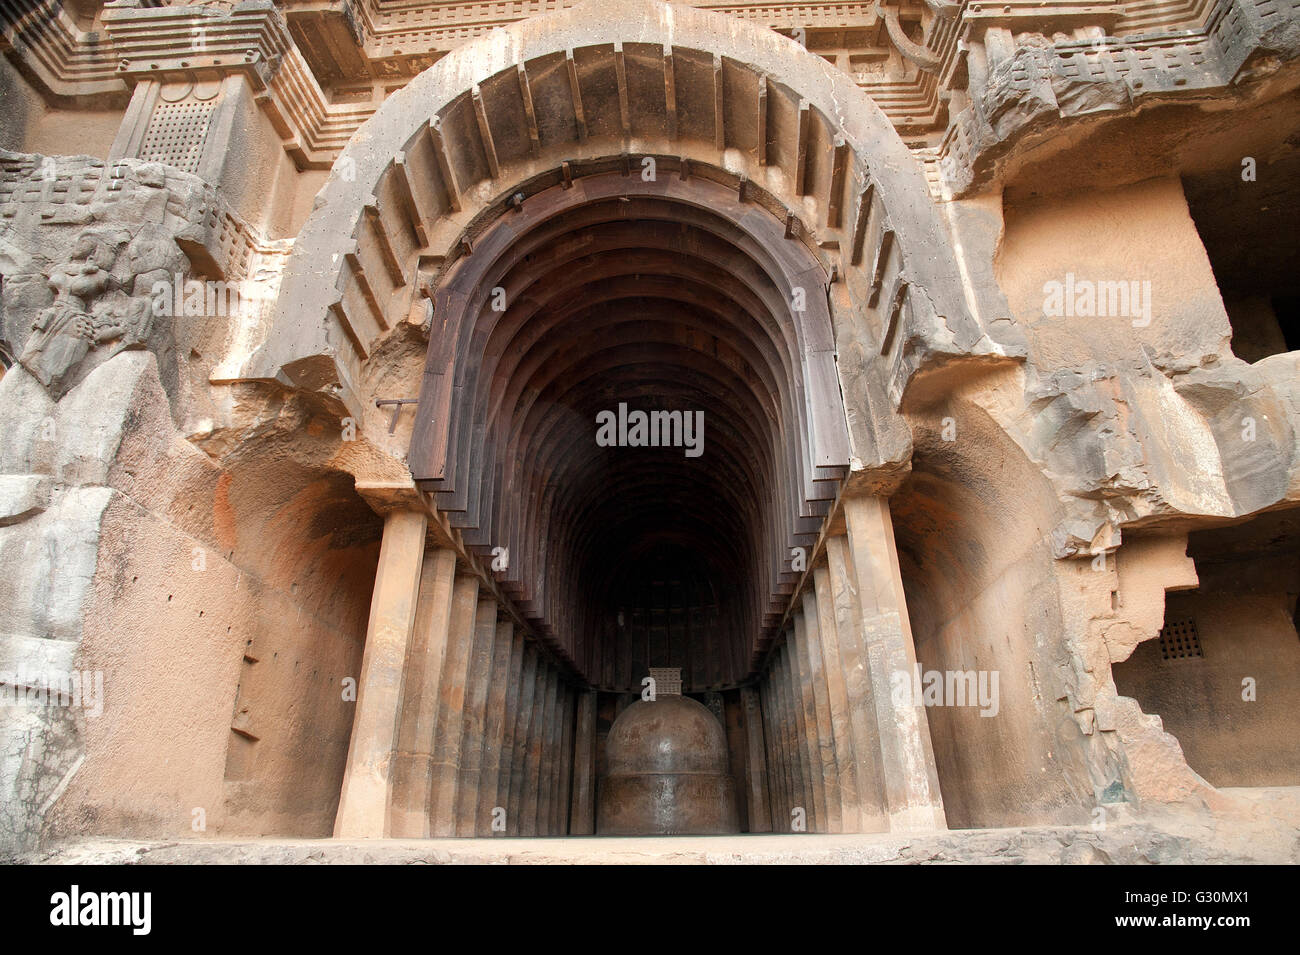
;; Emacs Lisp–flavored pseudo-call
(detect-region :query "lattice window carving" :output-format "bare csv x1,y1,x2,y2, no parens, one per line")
1158,618,1204,662
648,667,682,696
140,100,216,175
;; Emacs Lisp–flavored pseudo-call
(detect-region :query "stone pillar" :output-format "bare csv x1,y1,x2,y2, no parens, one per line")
494,631,525,832
810,568,861,830
777,643,809,828
569,686,598,836
520,661,548,836
569,689,597,835
825,535,889,831
477,619,515,834
790,613,827,831
759,677,786,830
549,683,568,835
534,666,558,834
334,508,428,838
507,645,538,835
390,546,456,838
770,653,796,830
556,686,575,836
453,596,499,835
740,686,771,833
800,588,842,832
428,573,480,836
843,495,947,832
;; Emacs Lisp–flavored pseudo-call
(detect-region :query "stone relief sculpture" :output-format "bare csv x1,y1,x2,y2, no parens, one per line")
0,155,202,402
20,228,135,398
17,223,183,400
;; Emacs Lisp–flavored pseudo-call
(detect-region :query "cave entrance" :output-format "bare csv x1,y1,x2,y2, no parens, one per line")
328,165,950,838
1113,510,1300,788
398,167,848,836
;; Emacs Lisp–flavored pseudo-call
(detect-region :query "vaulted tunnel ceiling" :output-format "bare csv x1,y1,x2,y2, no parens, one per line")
410,168,849,691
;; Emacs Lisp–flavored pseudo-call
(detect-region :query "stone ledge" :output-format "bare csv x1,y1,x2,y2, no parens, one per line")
15,790,1300,865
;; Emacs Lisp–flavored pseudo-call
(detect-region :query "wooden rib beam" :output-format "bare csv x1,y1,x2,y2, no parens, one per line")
868,227,895,307
713,54,725,152
757,73,768,166
328,299,369,360
827,137,849,229
390,154,429,247
345,250,389,331
426,118,462,213
849,181,873,266
881,278,908,356
795,100,811,196
566,49,588,144
364,203,407,287
471,84,500,180
517,64,541,159
663,45,677,141
614,42,631,138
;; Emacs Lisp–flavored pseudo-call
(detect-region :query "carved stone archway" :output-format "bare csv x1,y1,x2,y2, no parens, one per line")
250,0,1018,838
248,0,1013,464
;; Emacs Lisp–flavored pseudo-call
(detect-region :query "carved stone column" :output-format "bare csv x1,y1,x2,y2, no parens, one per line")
740,686,772,833
507,646,538,835
520,661,549,836
453,596,500,835
569,689,597,835
824,536,889,831
790,612,827,830
390,546,457,838
493,631,526,832
476,618,515,835
534,666,558,834
428,573,481,836
843,495,947,832
799,589,842,832
556,685,575,835
334,506,428,838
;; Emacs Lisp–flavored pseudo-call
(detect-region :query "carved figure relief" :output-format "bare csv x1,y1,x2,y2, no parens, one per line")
19,226,161,398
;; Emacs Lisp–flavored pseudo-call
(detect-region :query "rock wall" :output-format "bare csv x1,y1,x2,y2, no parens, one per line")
894,391,1091,828
0,0,1298,851
0,152,387,851
1114,519,1300,788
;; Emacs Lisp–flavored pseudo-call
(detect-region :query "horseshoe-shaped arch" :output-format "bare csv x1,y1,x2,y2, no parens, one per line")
248,0,997,685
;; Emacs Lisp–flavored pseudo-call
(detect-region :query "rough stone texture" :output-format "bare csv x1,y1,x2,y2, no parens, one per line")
15,786,1300,865
0,0,1298,857
0,352,149,853
943,0,1300,197
1115,517,1300,788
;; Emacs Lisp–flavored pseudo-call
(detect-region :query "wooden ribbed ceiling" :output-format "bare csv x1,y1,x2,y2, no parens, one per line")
410,167,850,690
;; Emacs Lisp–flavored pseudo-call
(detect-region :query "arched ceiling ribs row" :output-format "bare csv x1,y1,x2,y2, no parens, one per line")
259,4,999,531
418,178,840,475
407,170,848,687
254,0,1017,693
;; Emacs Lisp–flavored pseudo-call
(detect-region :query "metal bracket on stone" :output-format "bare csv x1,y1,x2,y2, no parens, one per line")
375,397,420,434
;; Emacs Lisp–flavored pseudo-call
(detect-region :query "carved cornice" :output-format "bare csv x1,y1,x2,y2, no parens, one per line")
104,2,375,165
3,0,1298,181
0,0,125,103
941,0,1300,194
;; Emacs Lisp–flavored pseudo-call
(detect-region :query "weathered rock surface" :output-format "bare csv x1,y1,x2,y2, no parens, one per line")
16,787,1300,865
